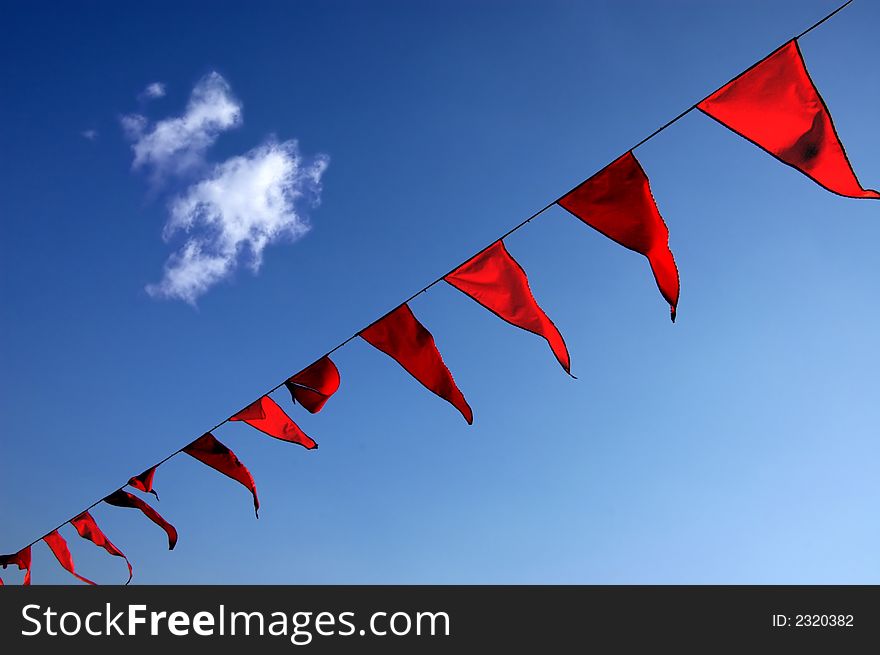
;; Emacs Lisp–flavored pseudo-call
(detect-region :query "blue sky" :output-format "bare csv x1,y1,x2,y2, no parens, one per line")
2,0,880,584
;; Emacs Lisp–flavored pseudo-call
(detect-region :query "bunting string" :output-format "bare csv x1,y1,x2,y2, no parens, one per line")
2,0,869,585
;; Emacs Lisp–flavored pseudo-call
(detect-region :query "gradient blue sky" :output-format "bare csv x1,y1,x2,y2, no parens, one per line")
2,0,879,584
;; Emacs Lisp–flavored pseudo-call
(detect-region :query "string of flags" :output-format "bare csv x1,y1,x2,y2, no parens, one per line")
3,14,876,584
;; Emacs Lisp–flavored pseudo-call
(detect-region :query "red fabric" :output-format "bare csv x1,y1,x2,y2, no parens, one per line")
129,466,159,498
697,40,878,200
104,490,178,550
184,433,260,517
557,151,680,321
43,530,96,585
285,356,340,413
445,240,571,374
71,512,133,584
0,546,31,585
360,303,473,423
230,395,317,449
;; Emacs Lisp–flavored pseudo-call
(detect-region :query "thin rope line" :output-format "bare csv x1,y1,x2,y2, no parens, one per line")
4,0,855,563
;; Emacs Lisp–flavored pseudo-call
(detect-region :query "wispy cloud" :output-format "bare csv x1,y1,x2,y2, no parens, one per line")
141,82,166,100
81,129,98,140
122,72,241,179
125,71,328,303
146,140,329,304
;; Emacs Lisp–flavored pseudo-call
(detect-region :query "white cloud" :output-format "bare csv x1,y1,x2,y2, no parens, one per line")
142,82,166,99
122,72,241,178
146,140,329,304
81,129,98,140
120,114,147,140
125,72,329,303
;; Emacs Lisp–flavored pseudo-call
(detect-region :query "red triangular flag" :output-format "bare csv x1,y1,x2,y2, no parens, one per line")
0,546,31,585
360,303,473,423
71,511,133,584
698,40,878,199
183,433,260,517
557,151,680,321
129,466,159,498
104,490,178,550
285,356,341,413
230,396,317,449
43,530,96,585
445,240,572,375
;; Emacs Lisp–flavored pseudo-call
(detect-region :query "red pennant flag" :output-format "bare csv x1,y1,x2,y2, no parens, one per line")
230,396,317,449
104,490,178,550
557,151,680,321
183,433,260,517
360,303,473,423
445,240,572,375
0,546,31,585
285,356,341,414
43,530,96,585
71,512,133,584
129,466,159,498
697,40,878,199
